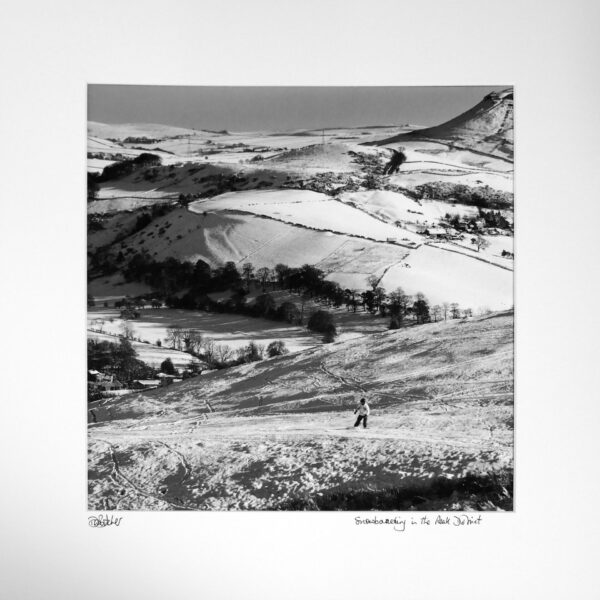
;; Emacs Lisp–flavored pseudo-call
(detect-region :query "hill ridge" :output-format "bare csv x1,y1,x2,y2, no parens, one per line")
368,88,514,159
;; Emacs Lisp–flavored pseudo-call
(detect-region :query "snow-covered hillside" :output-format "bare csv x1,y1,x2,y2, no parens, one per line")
87,90,514,511
88,310,514,510
369,88,514,159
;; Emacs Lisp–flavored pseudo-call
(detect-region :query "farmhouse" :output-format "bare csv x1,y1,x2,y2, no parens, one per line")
425,227,447,239
88,370,123,391
132,379,160,390
158,373,182,387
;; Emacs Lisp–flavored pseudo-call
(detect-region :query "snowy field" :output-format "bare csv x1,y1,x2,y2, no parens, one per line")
107,208,355,267
88,311,514,510
100,206,410,282
340,190,481,226
88,140,514,310
87,296,408,359
87,91,514,511
190,189,421,244
267,142,378,172
380,244,513,310
88,275,153,304
391,169,514,193
90,205,511,311
396,143,513,172
429,234,514,269
88,307,321,354
379,140,514,192
87,330,200,370
318,238,409,283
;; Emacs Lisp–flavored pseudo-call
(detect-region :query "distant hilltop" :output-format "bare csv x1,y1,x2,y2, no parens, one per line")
367,88,514,160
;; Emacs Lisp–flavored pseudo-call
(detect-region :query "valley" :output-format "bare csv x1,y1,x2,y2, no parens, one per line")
87,87,514,510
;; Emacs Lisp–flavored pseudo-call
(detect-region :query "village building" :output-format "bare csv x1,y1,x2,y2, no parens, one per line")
425,226,448,239
132,379,160,390
88,370,123,391
158,373,182,387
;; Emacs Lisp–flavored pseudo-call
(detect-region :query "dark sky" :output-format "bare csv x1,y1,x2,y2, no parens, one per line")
88,85,508,131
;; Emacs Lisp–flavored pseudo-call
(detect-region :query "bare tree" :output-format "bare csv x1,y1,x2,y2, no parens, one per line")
179,328,192,351
366,275,379,291
274,263,290,288
388,287,411,323
165,326,184,350
299,291,311,323
120,322,134,339
256,267,271,291
345,288,358,312
180,328,204,353
471,235,490,253
413,292,430,324
373,286,387,314
450,303,461,319
237,341,264,363
431,305,442,322
442,302,450,321
202,338,216,365
242,263,254,288
268,269,278,288
187,330,204,353
214,344,233,363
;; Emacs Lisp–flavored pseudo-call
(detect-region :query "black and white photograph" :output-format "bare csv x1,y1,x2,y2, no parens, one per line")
2,0,599,598
87,85,514,511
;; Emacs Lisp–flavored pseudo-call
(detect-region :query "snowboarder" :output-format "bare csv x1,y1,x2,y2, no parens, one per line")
353,398,370,428
383,147,407,175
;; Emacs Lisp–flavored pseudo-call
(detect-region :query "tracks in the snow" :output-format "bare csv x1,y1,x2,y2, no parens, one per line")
319,360,367,396
155,440,191,484
96,438,194,510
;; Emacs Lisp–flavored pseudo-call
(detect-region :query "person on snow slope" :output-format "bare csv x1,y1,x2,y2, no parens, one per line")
353,398,370,429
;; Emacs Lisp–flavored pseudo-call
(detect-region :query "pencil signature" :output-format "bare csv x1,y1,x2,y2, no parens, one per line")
88,514,123,528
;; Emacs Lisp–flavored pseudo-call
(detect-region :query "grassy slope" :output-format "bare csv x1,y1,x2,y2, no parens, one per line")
88,310,513,510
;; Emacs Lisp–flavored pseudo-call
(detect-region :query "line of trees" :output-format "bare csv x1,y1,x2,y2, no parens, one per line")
87,338,155,388
414,182,513,210
161,325,290,370
87,338,206,401
88,333,292,399
87,153,164,202
114,252,475,332
97,153,163,183
121,254,241,299
443,209,512,233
